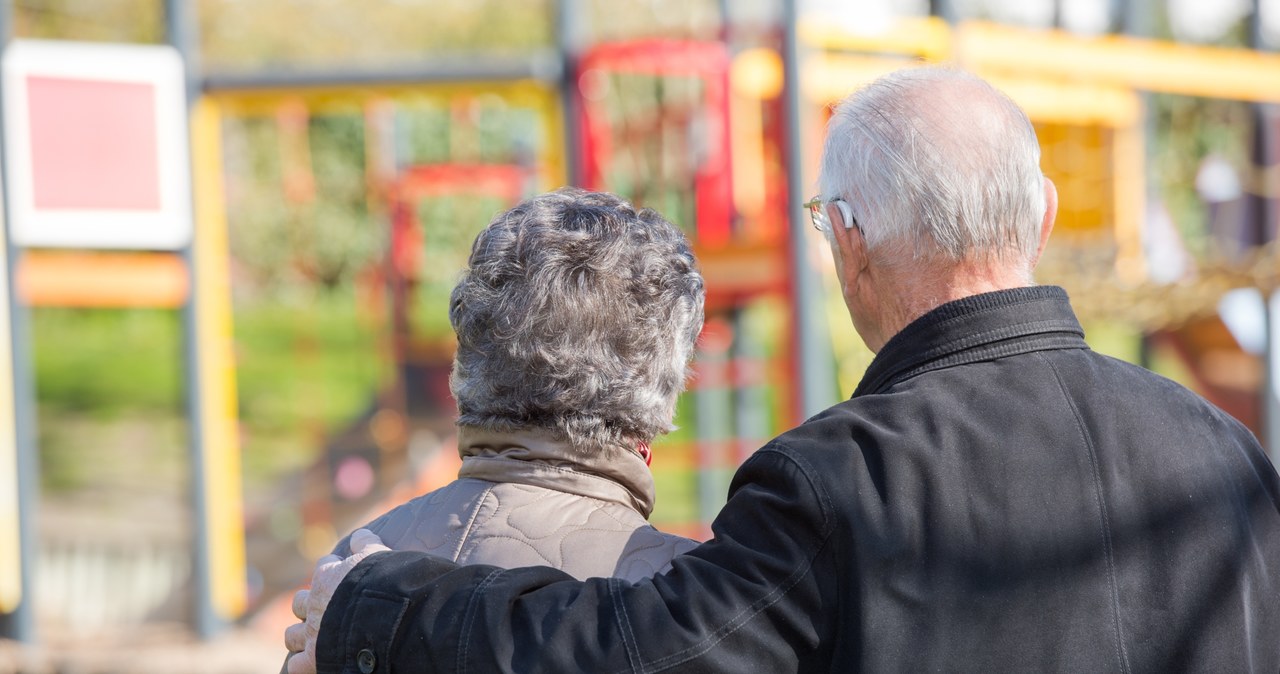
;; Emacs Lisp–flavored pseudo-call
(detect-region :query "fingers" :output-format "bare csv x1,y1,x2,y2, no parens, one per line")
284,621,308,653
291,589,310,621
286,648,316,674
349,528,388,554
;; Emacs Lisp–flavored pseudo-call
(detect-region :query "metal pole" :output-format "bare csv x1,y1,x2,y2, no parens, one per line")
557,0,583,186
165,0,217,640
0,0,39,644
732,308,771,464
930,0,959,23
1248,0,1280,463
693,324,733,534
1122,0,1153,39
782,0,836,419
1266,291,1280,466
202,56,564,91
1121,0,1159,373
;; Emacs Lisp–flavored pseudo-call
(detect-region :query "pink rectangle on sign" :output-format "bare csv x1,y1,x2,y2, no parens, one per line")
27,76,161,210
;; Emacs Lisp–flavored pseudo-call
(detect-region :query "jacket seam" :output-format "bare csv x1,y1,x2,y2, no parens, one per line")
1039,353,1131,674
611,578,645,674
624,445,835,672
913,318,1081,362
457,568,506,674
876,337,1089,394
328,558,379,674
359,590,411,674
452,484,496,563
636,537,833,672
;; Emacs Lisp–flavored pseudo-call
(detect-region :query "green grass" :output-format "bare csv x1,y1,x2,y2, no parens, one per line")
31,292,390,496
32,307,183,418
232,292,391,489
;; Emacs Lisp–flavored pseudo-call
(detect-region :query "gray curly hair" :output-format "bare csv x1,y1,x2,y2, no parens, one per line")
449,188,705,455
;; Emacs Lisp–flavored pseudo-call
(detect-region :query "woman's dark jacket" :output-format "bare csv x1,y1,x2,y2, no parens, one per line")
317,286,1280,673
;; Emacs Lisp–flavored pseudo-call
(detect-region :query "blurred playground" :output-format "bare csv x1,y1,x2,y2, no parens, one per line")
0,0,1279,671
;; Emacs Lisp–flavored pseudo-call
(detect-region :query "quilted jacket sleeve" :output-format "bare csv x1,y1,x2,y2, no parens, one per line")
315,445,838,673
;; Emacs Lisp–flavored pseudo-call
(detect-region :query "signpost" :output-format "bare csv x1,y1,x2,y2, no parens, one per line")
2,41,192,250
0,35,245,642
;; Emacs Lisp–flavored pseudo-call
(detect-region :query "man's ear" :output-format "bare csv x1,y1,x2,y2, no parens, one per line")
1031,177,1058,268
828,203,868,285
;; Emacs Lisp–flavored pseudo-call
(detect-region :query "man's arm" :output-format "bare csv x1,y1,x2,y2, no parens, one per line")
316,445,839,673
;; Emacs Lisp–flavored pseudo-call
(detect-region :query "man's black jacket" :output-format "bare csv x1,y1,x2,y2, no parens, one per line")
317,286,1280,672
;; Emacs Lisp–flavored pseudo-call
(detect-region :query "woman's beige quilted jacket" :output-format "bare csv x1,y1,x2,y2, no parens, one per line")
334,427,696,582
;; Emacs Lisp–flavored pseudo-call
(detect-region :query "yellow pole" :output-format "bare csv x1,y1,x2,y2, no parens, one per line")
1113,119,1147,283
0,206,17,616
190,97,247,620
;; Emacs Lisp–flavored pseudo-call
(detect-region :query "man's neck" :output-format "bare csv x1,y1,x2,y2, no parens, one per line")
867,264,1031,352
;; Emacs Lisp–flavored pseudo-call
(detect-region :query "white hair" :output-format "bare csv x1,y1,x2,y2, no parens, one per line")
818,67,1045,270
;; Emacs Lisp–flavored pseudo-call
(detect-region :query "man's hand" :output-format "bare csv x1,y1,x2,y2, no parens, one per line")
283,529,390,674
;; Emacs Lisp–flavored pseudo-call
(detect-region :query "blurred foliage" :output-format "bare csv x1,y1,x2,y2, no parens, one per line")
224,113,381,295
398,101,544,165
33,308,182,417
198,0,553,70
233,293,384,436
233,291,387,487
584,0,721,42
32,295,386,492
13,0,725,67
32,307,183,495
1150,94,1253,256
412,195,507,320
592,72,705,232
14,0,163,43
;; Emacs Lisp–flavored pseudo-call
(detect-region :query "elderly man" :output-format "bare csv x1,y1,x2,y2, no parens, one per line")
291,67,1280,671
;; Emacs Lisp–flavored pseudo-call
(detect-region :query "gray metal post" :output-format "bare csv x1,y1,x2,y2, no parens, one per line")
1122,0,1153,40
557,0,583,186
1121,0,1159,374
731,308,771,464
782,0,837,418
165,0,217,640
0,0,39,644
693,331,733,530
929,0,959,23
1265,291,1280,466
1249,0,1280,463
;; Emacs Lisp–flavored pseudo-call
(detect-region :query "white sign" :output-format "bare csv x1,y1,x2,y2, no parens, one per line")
3,39,192,250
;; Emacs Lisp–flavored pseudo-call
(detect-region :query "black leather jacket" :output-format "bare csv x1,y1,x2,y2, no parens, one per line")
317,286,1280,673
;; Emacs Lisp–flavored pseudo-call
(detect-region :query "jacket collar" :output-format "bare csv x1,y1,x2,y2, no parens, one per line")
853,286,1088,398
455,427,657,518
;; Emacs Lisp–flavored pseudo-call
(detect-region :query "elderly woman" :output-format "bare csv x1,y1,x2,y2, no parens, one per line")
351,188,703,574
285,188,703,670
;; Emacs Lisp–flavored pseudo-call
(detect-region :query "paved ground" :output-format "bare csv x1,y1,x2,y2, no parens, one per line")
0,625,286,674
